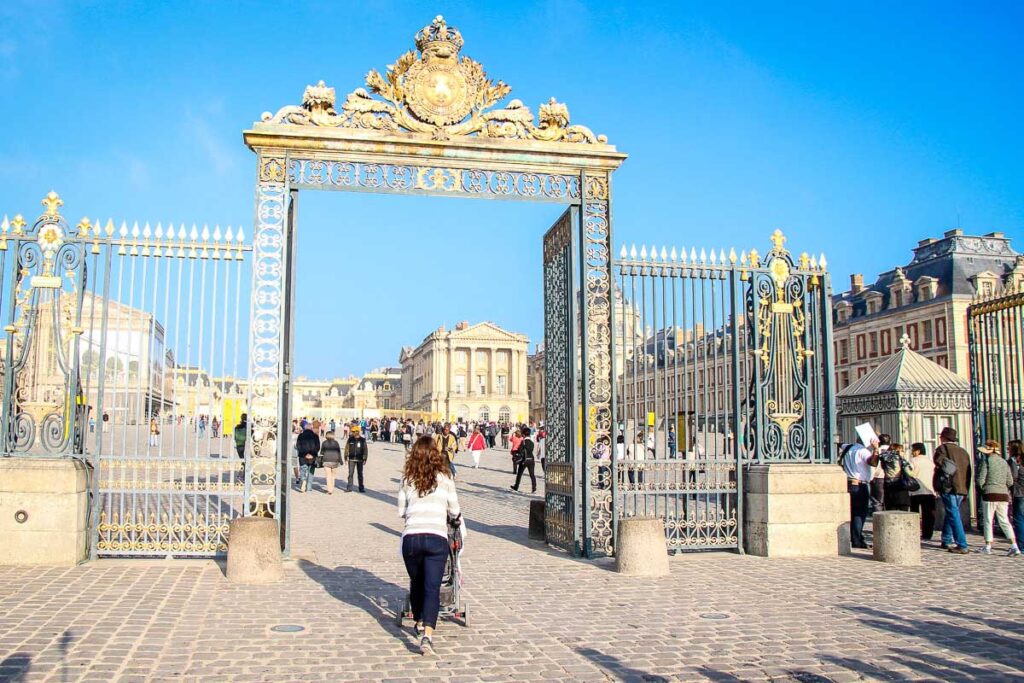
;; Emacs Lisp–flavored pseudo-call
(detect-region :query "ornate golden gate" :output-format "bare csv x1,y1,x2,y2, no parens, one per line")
244,16,625,555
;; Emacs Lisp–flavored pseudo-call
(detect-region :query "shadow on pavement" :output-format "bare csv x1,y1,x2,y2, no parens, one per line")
0,653,32,682
296,559,418,653
828,604,1024,679
369,522,402,538
576,646,669,682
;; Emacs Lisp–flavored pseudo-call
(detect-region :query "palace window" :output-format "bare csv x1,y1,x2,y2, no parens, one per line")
869,332,878,357
496,375,507,395
881,330,891,356
479,406,490,422
477,374,486,395
936,317,947,346
838,339,849,364
499,406,511,423
922,320,933,347
454,374,466,395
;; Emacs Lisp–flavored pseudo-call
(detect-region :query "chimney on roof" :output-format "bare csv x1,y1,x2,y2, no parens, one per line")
850,274,864,294
455,321,469,331
985,231,1005,238
918,238,937,247
944,229,963,238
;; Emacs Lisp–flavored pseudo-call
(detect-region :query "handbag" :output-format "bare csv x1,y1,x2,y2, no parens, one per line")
899,459,920,492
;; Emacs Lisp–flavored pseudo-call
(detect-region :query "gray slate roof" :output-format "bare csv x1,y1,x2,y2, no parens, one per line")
838,343,970,397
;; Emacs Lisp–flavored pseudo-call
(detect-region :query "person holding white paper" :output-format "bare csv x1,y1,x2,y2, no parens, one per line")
840,436,881,549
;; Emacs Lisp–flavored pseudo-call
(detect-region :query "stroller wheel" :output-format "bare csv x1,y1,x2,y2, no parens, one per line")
461,604,469,627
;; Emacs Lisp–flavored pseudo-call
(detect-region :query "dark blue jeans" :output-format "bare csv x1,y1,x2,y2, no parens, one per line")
941,493,969,549
1013,497,1024,547
848,482,870,548
402,533,449,629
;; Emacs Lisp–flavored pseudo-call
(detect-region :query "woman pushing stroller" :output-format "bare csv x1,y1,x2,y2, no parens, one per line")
398,435,462,656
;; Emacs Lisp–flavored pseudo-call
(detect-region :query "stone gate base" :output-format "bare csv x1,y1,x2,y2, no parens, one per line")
0,457,92,566
744,463,848,557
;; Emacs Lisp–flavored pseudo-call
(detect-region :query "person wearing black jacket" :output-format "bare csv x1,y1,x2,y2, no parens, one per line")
346,425,369,493
510,426,537,494
320,431,343,494
296,427,320,493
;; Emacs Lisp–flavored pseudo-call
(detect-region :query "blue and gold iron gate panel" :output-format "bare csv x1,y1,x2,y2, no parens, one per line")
968,288,1024,449
611,230,834,552
0,193,252,557
542,208,579,553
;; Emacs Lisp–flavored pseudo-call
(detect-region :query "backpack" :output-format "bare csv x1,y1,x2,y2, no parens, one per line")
935,446,958,494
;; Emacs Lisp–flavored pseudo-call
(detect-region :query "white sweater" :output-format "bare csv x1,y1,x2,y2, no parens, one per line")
398,474,461,540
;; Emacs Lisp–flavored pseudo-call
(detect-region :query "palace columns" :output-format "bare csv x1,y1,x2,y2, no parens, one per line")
489,348,497,400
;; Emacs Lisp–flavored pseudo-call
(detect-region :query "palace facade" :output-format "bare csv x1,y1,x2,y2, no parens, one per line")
400,321,529,423
831,229,1023,390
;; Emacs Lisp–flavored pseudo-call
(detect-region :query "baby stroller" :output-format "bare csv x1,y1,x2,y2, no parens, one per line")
396,515,469,628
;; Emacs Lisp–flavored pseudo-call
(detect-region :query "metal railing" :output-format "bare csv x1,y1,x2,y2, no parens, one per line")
968,286,1024,449
607,231,834,552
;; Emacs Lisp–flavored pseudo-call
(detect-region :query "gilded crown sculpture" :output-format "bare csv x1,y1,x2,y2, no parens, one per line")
262,16,607,144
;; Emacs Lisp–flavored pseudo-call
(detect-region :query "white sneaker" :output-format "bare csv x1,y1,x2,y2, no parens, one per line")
1008,546,1021,557
981,545,992,555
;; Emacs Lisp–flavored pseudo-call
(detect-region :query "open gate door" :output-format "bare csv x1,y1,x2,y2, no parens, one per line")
542,207,580,554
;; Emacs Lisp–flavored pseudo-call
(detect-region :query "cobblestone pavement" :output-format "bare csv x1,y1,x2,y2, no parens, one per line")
2,442,1024,682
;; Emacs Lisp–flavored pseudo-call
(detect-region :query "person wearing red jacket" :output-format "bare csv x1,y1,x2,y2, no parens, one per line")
467,425,487,468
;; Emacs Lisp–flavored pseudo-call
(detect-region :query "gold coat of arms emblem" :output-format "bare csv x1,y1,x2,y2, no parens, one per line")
404,17,475,126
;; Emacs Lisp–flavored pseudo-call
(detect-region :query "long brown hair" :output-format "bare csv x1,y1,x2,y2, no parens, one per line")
403,435,449,496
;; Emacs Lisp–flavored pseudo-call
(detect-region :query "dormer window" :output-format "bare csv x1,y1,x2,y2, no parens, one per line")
915,276,939,302
835,302,852,323
864,292,883,315
969,271,1000,299
888,268,912,309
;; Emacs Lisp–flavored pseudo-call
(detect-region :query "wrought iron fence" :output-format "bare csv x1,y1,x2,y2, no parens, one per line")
968,287,1024,448
609,230,834,552
0,193,251,557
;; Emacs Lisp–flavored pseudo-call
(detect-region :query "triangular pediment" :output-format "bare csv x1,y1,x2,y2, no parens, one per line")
450,321,525,343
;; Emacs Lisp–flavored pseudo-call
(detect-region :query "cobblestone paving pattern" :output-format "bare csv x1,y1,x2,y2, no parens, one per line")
2,442,1023,682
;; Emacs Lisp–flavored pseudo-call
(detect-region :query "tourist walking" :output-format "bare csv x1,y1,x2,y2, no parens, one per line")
398,436,461,657
467,426,486,468
509,427,524,474
1010,439,1024,546
320,430,343,494
976,440,1020,556
510,426,537,494
537,425,546,473
296,425,320,493
233,414,248,459
434,425,459,478
840,437,880,549
403,421,414,452
934,427,972,554
149,417,160,447
908,442,937,540
500,423,510,450
345,425,369,493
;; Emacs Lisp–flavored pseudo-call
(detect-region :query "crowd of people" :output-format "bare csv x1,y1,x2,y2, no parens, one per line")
282,416,547,496
841,426,1024,556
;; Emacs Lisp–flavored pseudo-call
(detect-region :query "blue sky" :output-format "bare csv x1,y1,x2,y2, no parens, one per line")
2,1,1022,378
